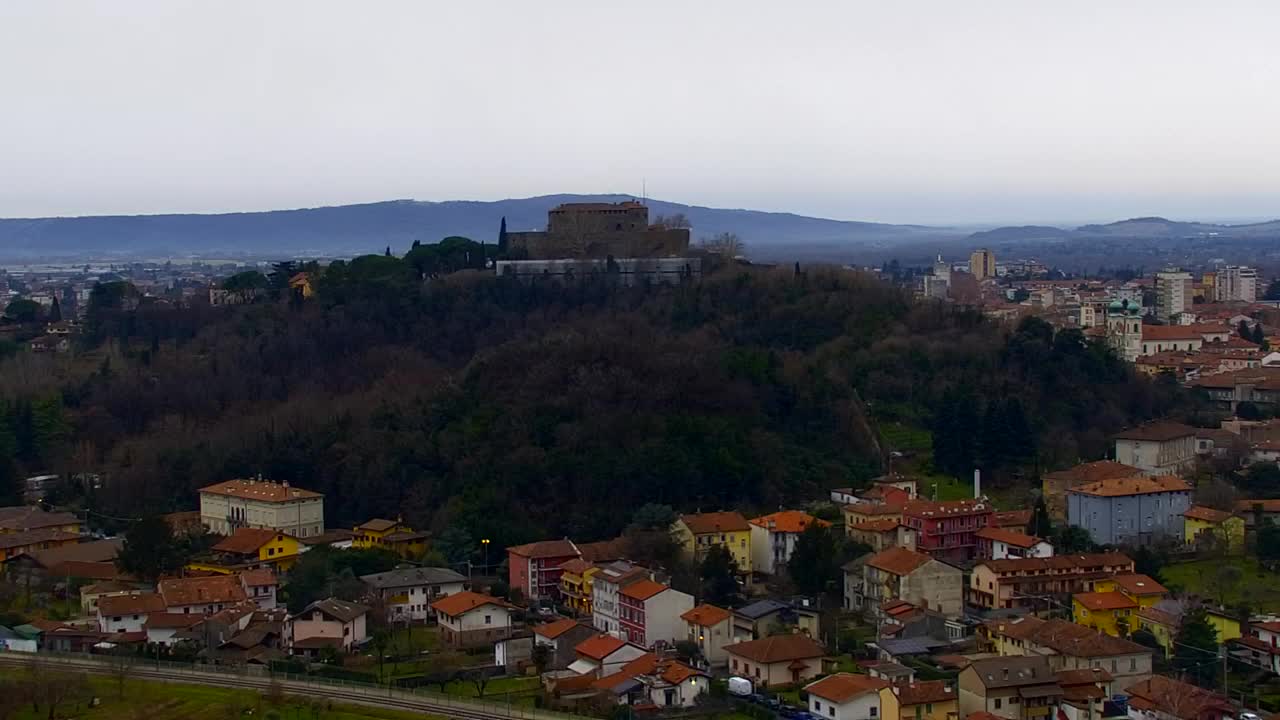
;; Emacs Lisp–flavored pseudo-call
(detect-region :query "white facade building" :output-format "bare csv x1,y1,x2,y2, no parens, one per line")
198,478,325,538
1217,266,1259,303
1155,270,1192,323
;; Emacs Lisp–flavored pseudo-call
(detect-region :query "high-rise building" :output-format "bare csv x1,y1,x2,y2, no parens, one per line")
969,248,996,281
1215,266,1258,303
1155,270,1192,322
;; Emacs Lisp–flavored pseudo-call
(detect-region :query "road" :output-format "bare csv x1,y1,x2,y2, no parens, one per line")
0,652,574,720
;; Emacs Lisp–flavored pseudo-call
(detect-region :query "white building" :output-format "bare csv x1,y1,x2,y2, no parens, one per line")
430,591,515,649
361,567,466,622
976,527,1054,560
1112,423,1197,476
198,478,325,538
592,561,650,638
1217,266,1259,303
290,597,369,652
1155,270,1192,323
158,575,248,616
240,568,279,610
805,673,890,720
97,593,166,634
619,580,695,648
749,511,831,575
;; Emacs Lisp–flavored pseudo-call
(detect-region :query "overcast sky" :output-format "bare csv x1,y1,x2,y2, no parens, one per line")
3,1,1279,225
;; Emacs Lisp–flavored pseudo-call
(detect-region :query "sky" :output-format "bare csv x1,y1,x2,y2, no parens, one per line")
2,1,1279,225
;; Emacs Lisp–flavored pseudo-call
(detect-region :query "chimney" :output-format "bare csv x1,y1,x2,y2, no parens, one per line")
974,469,981,499
282,480,290,488
944,681,954,693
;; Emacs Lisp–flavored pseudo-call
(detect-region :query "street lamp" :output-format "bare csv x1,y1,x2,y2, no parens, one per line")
481,538,490,577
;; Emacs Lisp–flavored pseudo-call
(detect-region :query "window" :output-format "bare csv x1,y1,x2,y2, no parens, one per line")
994,699,1002,709
1111,660,1117,672
871,708,878,717
828,709,834,718
112,616,122,622
485,615,492,625
1129,657,1137,671
814,701,822,712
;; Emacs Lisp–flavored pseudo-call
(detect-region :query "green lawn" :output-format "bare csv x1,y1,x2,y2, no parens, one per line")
443,675,540,698
0,673,444,720
1162,557,1280,612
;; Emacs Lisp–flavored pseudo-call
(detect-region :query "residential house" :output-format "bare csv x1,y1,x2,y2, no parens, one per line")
591,652,710,709
1072,593,1138,637
591,561,652,637
431,590,515,649
974,528,1053,560
980,617,1153,687
724,634,827,688
992,510,1034,533
97,592,166,633
290,597,369,654
845,501,908,536
1111,423,1197,476
968,553,1135,612
0,506,81,534
158,575,248,616
533,618,598,671
849,547,964,619
672,512,752,573
1234,498,1280,529
240,568,279,610
901,499,994,563
41,626,106,653
1053,669,1113,720
850,519,918,553
558,558,599,617
1122,676,1234,720
208,527,302,571
1183,506,1245,553
1136,605,1181,658
299,529,355,550
507,539,581,603
1066,476,1192,546
352,518,427,558
885,680,959,720
1228,620,1280,675
360,566,466,623
1205,608,1242,645
4,538,123,586
1193,368,1280,413
570,633,649,677
144,612,202,646
198,478,325,538
957,656,1062,720
804,673,891,720
618,579,694,648
750,511,832,575
1042,462,1144,521
80,580,144,616
0,528,81,562
681,604,734,666
732,599,820,641
1092,574,1168,609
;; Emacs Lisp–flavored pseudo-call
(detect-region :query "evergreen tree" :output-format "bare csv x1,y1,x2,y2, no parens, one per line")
700,545,741,607
1239,320,1252,340
384,246,392,257
787,522,836,596
49,297,62,323
1029,497,1053,538
1258,518,1280,569
498,217,509,255
1172,607,1220,689
115,516,185,583
1252,324,1266,345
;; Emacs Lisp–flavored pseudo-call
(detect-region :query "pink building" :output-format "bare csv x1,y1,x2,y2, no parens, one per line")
507,539,581,602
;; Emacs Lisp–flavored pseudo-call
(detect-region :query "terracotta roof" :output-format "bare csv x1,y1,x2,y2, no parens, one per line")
725,634,825,664
0,506,80,532
1141,325,1212,342
355,518,399,533
660,661,705,685
144,612,202,629
987,618,1148,657
1043,461,1144,487
576,538,631,563
978,552,1133,575
850,518,903,532
1107,574,1167,596
864,547,933,576
1111,422,1197,442
53,560,131,581
507,539,580,559
681,604,732,627
1237,499,1280,513
198,479,322,502
896,680,956,706
0,528,81,550
1074,592,1137,611
903,499,992,518
303,598,369,623
845,501,906,517
213,527,292,555
430,591,512,617
558,558,596,575
1123,676,1233,719
98,592,166,616
975,527,1043,548
805,673,890,703
679,512,750,534
28,618,72,632
534,618,582,640
575,633,628,660
750,511,831,534
1054,668,1113,685
158,575,247,607
1137,606,1180,627
1183,505,1234,523
620,579,668,601
239,568,277,587
992,510,1033,528
24,538,122,568
1070,475,1190,498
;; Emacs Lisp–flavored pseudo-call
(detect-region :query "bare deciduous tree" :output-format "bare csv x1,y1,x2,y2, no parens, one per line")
698,232,745,258
653,213,692,230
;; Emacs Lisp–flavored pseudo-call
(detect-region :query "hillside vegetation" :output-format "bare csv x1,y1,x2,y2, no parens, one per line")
0,257,1187,548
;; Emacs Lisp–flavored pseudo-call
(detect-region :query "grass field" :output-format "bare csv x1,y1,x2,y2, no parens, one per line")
1162,557,1280,612
0,672,445,720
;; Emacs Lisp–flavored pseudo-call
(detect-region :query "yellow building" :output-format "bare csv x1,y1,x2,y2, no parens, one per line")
1137,606,1180,658
969,248,996,280
1073,592,1138,637
558,558,599,616
1094,573,1168,608
0,528,81,562
673,512,752,572
1184,506,1245,553
210,527,302,571
0,507,81,535
843,501,905,534
353,518,428,558
289,272,315,298
1205,608,1241,644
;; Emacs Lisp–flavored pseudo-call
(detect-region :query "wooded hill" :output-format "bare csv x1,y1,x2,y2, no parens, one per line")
0,255,1190,549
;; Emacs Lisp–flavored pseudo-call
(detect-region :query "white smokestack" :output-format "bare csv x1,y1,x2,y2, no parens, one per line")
974,469,981,499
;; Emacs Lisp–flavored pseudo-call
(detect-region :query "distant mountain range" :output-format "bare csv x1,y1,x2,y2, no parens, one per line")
969,216,1280,244
0,194,950,261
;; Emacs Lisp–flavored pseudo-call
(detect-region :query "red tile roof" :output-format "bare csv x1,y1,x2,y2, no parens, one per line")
681,604,732,627
805,673,889,703
903,499,993,518
575,633,628,660
144,612,203,629
507,539,580,559
750,511,831,534
198,479,322,502
896,680,957,706
213,528,291,555
430,591,512,618
1111,422,1197,442
679,512,750,534
1074,592,1137,611
620,579,668,601
992,510,1033,528
1043,461,1143,486
1107,574,1167,596
845,501,905,517
864,546,933,576
975,527,1042,548
978,552,1133,575
1183,505,1234,523
239,568,277,587
1070,475,1190,497
98,593,166,616
158,575,247,607
725,634,825,664
534,618,581,640
558,558,596,575
850,518,902,532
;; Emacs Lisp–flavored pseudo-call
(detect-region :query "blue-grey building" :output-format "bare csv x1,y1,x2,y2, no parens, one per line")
1066,475,1192,546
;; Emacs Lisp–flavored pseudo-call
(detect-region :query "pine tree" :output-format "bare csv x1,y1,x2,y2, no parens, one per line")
700,546,741,607
498,217,509,255
1239,319,1252,340
116,516,184,583
1252,324,1266,345
1172,607,1220,689
384,246,392,257
787,523,836,596
49,297,62,323
1029,497,1053,538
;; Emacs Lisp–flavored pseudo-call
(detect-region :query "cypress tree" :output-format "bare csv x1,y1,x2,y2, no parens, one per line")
498,216,509,255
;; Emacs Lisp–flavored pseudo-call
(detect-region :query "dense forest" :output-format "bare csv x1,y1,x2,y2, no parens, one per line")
0,251,1190,549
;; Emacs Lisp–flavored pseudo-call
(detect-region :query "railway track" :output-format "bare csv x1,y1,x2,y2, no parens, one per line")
0,653,563,720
